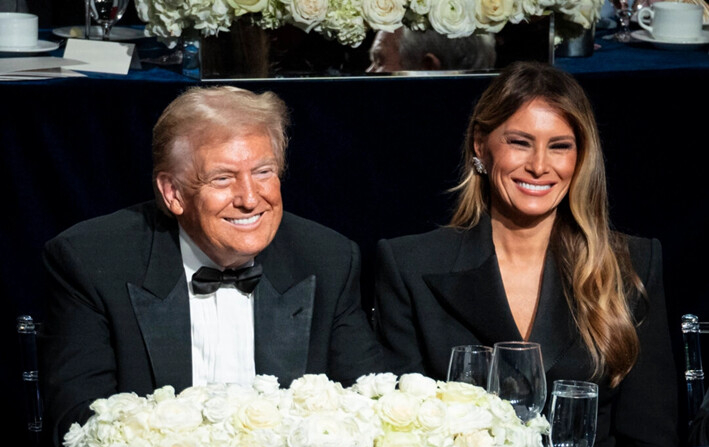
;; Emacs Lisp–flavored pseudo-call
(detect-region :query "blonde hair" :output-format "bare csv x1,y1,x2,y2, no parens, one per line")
451,61,643,387
151,85,289,214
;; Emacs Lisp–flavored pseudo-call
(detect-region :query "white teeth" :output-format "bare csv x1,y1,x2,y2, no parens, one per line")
227,215,260,225
518,181,551,191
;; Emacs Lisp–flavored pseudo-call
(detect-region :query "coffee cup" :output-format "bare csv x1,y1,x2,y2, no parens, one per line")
637,2,704,42
0,12,38,48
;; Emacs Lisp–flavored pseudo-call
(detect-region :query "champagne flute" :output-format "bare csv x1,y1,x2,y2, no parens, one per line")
90,0,129,41
447,345,493,388
549,380,598,447
487,341,546,422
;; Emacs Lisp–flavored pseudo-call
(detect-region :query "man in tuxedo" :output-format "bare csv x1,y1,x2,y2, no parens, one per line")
39,86,382,446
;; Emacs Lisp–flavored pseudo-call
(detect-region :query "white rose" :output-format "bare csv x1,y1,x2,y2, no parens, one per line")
376,390,420,429
288,414,356,447
409,0,432,15
526,413,550,435
290,374,343,413
234,397,282,430
253,374,281,395
227,0,269,13
62,422,86,447
474,0,515,32
428,0,478,38
436,381,488,404
203,395,235,423
399,373,437,399
498,421,528,446
240,429,285,447
151,385,176,403
375,430,422,447
93,420,124,444
354,372,399,398
555,0,600,28
417,398,447,431
424,432,456,447
486,394,518,422
361,0,407,32
447,403,493,433
453,430,494,447
519,0,545,17
284,0,330,31
121,405,152,441
150,398,203,431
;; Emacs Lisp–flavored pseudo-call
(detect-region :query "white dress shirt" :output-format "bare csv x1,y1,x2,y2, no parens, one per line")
179,227,256,387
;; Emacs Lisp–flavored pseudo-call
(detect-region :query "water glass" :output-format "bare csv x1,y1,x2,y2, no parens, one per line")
549,380,598,447
446,345,493,388
487,341,546,422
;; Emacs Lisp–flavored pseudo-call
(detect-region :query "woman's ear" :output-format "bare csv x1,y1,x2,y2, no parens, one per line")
156,172,185,216
473,135,485,160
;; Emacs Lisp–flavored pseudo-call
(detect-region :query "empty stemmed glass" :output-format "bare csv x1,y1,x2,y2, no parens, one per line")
487,341,547,423
89,0,129,41
610,0,633,42
447,345,493,389
549,380,599,447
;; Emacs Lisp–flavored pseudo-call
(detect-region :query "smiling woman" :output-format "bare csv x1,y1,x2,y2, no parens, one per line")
373,61,679,447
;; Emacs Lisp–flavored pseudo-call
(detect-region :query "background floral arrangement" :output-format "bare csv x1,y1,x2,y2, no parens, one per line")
135,0,604,48
64,372,549,447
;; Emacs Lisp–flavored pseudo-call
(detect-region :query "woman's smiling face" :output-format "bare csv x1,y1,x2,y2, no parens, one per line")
476,98,578,226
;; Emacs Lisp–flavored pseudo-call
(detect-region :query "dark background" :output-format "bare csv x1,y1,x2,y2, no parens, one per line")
2,2,709,446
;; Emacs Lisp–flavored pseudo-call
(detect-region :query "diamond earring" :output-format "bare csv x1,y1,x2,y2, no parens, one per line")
472,156,487,175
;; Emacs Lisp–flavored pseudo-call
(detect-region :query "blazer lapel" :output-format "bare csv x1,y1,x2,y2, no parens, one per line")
253,274,315,388
423,215,523,345
528,254,577,373
422,214,578,373
127,216,193,392
424,255,523,346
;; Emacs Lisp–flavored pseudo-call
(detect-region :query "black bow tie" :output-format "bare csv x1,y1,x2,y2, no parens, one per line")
191,264,263,295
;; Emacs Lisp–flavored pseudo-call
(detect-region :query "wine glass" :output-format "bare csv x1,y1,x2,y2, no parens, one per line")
487,341,546,422
549,380,599,447
447,345,493,388
610,0,633,42
90,0,129,41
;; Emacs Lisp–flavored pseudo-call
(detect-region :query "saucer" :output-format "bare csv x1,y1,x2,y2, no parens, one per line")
53,26,146,41
631,29,709,50
0,39,60,53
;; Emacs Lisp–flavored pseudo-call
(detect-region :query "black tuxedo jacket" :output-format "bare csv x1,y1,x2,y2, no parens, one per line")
40,201,382,446
373,214,678,447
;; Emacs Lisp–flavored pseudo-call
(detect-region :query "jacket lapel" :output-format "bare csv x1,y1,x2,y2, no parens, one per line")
424,254,523,346
127,215,193,392
424,215,523,346
423,215,577,373
528,254,577,373
252,274,315,388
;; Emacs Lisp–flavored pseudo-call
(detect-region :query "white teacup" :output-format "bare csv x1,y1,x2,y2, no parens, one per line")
0,12,38,48
638,2,704,42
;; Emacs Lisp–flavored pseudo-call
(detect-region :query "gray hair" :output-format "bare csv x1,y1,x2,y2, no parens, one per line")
399,29,496,71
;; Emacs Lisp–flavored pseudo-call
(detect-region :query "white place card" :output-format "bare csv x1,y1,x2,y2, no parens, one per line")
0,56,87,80
62,38,136,75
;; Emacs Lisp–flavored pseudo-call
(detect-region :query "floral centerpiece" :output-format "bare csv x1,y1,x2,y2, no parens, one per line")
134,0,604,48
64,372,550,447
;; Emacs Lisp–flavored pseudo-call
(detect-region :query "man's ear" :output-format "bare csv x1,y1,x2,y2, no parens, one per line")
421,53,441,71
156,172,185,216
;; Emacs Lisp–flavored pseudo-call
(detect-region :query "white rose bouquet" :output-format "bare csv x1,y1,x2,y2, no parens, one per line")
134,0,604,48
63,372,549,447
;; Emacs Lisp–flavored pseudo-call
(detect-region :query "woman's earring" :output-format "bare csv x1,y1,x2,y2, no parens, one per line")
472,157,487,175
